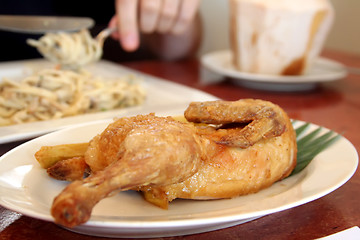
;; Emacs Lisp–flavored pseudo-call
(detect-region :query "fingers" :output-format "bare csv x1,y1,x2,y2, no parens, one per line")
139,0,162,33
113,0,202,51
156,0,181,33
140,0,201,34
115,0,140,51
171,0,201,34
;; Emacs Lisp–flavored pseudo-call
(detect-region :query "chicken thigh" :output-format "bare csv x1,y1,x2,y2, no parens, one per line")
51,114,203,227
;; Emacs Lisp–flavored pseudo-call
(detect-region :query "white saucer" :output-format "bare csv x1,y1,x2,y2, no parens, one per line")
201,50,347,91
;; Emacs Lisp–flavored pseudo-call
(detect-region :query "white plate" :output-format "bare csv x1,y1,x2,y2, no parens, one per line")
0,119,357,238
201,50,347,91
0,59,218,144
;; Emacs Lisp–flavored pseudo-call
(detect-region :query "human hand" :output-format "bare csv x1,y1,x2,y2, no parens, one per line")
109,0,201,52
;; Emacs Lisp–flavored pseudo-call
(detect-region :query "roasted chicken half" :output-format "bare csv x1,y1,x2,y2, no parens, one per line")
49,99,297,227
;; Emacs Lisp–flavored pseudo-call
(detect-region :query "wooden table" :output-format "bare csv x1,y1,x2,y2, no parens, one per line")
0,50,359,239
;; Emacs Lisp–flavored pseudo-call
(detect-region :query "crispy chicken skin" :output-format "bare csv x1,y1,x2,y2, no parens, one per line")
50,99,297,227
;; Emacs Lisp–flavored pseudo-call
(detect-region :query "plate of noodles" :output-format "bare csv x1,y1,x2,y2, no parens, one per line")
0,59,218,144
0,29,218,143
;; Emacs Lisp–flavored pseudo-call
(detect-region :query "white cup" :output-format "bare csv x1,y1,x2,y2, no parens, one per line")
229,0,334,75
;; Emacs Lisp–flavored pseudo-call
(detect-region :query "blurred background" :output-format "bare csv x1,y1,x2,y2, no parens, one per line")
199,0,360,56
0,0,359,62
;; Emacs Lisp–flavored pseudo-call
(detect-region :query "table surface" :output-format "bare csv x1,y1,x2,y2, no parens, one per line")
0,49,359,240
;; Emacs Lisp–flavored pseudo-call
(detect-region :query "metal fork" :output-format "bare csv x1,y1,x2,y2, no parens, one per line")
96,27,117,45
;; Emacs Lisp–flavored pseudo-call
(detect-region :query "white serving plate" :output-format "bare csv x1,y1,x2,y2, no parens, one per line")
0,119,357,238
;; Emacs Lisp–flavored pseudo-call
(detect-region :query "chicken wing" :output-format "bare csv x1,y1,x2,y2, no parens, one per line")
184,99,286,148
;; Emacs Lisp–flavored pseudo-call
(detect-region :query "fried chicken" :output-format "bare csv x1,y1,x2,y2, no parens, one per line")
49,99,297,227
